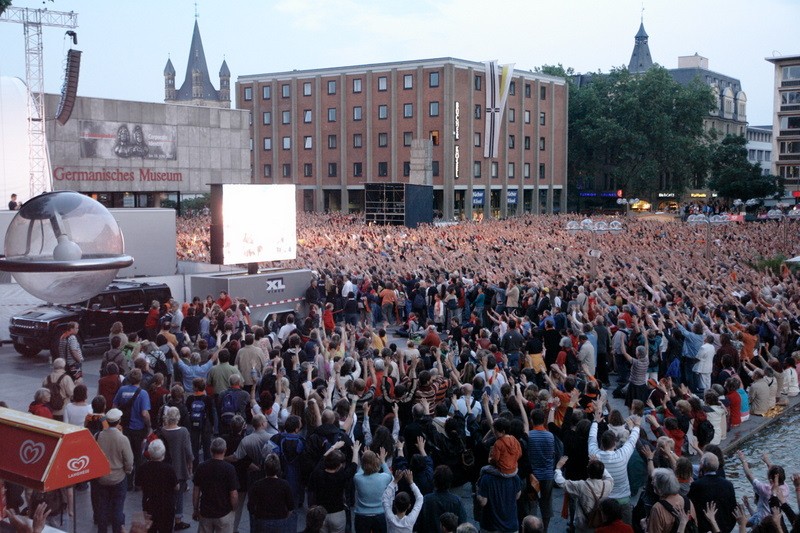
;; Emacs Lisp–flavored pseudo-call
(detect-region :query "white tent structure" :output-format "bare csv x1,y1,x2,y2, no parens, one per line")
0,76,51,207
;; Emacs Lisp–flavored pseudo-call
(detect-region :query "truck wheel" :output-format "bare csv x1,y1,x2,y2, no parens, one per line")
13,342,40,357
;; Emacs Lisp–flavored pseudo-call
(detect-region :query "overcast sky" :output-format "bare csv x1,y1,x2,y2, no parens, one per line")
0,0,796,126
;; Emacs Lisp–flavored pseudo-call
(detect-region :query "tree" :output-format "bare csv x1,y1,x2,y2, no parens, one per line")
708,135,784,200
565,65,715,196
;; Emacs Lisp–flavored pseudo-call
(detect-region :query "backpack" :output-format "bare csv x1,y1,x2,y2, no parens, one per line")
45,374,67,412
695,419,715,447
274,433,306,473
147,350,170,377
413,292,426,309
648,347,660,368
188,396,208,431
120,388,143,429
658,495,699,533
84,413,107,436
219,390,240,429
583,482,608,528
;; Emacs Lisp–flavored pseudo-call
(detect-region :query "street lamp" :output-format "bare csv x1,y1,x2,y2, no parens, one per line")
767,204,800,254
566,218,624,278
617,197,640,216
687,214,729,262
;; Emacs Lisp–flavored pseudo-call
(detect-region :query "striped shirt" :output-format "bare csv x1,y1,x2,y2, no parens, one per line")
527,428,555,481
629,357,649,386
588,422,640,499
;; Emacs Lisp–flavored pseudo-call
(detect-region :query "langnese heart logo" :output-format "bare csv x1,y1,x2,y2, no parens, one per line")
19,440,45,465
66,456,90,472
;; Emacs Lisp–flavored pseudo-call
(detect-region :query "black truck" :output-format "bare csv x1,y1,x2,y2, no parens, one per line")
9,281,172,358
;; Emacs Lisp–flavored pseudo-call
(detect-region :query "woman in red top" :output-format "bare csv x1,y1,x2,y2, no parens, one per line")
724,377,742,427
144,300,160,341
594,498,633,533
29,388,53,419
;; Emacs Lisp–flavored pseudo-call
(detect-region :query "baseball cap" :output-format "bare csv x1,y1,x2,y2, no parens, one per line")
106,408,123,423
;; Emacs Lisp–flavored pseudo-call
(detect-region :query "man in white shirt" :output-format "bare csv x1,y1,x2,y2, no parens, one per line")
693,335,716,394
342,275,356,298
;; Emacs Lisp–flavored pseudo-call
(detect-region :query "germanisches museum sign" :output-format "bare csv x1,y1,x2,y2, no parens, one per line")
53,167,184,182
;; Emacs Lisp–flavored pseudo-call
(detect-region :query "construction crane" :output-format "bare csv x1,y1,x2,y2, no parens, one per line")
0,7,78,198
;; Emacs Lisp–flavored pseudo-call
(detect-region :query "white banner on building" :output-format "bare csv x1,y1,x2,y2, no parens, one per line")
483,60,514,159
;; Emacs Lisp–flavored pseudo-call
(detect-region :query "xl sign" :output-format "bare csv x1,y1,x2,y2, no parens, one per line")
265,278,286,293
454,102,460,140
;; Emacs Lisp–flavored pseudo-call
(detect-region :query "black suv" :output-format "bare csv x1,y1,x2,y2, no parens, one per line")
9,281,172,357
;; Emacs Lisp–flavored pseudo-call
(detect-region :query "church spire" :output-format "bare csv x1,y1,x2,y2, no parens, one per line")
628,20,653,73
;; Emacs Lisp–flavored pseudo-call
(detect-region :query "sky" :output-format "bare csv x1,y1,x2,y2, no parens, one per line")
0,0,797,126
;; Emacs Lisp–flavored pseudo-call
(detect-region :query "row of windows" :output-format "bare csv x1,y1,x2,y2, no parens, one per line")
262,132,547,151
261,106,545,125
262,161,547,180
243,75,549,101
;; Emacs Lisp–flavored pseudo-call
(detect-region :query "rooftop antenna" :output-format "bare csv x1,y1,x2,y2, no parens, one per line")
641,1,645,23
194,2,199,19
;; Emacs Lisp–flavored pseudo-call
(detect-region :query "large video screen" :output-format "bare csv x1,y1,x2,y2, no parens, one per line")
212,184,297,265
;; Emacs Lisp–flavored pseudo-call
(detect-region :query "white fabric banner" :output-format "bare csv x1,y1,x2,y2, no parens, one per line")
483,61,514,159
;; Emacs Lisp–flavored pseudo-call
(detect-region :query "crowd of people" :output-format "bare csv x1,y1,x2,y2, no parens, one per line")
3,211,800,533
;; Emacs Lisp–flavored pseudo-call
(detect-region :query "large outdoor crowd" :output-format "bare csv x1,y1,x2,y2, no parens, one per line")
4,210,800,533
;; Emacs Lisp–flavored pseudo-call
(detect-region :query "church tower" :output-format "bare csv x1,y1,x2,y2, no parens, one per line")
163,20,230,108
628,21,654,74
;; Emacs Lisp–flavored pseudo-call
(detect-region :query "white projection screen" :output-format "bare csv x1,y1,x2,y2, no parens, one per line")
212,184,297,265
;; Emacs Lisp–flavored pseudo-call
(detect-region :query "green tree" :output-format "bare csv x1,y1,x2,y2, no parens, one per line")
565,65,715,197
708,135,783,200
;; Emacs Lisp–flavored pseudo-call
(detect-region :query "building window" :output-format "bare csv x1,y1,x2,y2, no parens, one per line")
539,163,546,180
353,78,362,93
352,134,363,149
282,110,291,124
783,65,800,81
263,138,272,150
263,111,271,125
403,74,413,89
304,136,312,149
328,162,337,177
244,87,252,101
303,82,312,96
509,109,515,122
327,80,336,95
378,133,388,147
303,109,312,123
378,162,388,177
249,112,252,125
524,163,530,179
249,138,253,151
403,131,413,146
539,112,546,125
262,86,271,100
281,84,290,98
328,108,337,122
353,106,363,121
263,164,271,177
303,163,312,177
282,137,291,150
328,135,337,149
430,130,439,146
432,161,440,176
429,71,440,88
539,137,545,150
403,161,411,177
282,163,291,177
491,162,498,178
474,132,481,147
525,83,531,98
508,162,515,178
474,75,482,90
429,101,439,117
378,105,388,119
509,81,516,95
524,136,531,150
524,110,530,124
508,135,515,149
403,103,413,118
473,161,481,178
540,86,546,100
353,162,363,177
475,105,481,119
378,76,387,91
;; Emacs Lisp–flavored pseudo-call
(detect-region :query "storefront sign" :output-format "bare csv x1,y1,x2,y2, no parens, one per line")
658,192,676,198
454,146,460,178
53,167,183,182
472,189,485,206
454,102,460,141
79,121,177,160
690,193,708,198
507,189,518,204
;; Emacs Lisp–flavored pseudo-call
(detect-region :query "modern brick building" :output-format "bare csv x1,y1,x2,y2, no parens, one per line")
236,58,568,218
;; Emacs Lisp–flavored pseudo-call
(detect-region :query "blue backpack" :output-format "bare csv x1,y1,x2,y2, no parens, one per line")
189,397,208,431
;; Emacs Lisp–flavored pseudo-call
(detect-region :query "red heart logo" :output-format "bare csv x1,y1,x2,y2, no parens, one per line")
19,440,45,465
66,456,89,472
